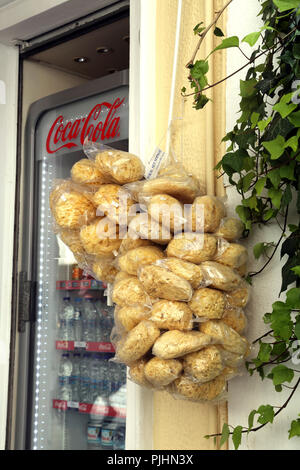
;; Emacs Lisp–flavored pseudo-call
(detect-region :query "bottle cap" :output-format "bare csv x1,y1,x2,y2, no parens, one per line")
63,297,71,301
74,297,82,302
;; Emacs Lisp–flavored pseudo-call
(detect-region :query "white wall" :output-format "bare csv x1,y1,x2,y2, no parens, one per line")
226,0,299,450
0,42,19,450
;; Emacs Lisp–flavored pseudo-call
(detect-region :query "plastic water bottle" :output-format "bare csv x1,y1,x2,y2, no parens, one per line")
102,359,111,398
110,362,120,393
70,353,81,402
73,298,83,342
58,353,73,401
102,310,114,342
113,426,126,450
79,353,91,403
82,296,97,342
58,297,75,341
90,353,101,404
87,419,102,450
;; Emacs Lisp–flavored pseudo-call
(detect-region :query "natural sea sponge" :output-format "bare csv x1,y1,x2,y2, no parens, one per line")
128,213,172,245
129,358,152,388
93,184,135,225
222,308,247,334
200,261,243,292
117,246,165,276
156,257,205,289
92,256,118,284
214,217,244,242
118,236,153,255
126,166,200,204
115,320,160,364
183,345,224,383
173,373,226,402
214,243,248,270
166,233,217,264
95,149,145,184
216,345,245,368
225,282,250,308
152,330,212,359
71,158,110,187
144,357,183,388
149,300,193,331
114,271,134,283
200,320,248,356
80,218,121,256
51,187,96,229
188,196,226,233
188,287,225,319
138,264,193,301
59,229,86,257
112,276,150,307
114,304,151,332
146,194,185,233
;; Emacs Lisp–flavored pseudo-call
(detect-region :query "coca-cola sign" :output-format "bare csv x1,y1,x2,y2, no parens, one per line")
46,97,124,154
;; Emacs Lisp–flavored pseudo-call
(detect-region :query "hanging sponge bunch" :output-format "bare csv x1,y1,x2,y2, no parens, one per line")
49,141,251,403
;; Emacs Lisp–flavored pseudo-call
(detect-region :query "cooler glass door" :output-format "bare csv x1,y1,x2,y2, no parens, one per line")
17,71,129,450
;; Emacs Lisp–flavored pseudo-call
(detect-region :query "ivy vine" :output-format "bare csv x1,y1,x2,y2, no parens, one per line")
183,0,300,450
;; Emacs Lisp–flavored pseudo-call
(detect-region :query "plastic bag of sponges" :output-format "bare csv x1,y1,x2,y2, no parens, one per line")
49,139,251,403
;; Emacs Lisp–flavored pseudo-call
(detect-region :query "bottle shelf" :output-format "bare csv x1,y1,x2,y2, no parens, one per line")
56,280,107,290
56,340,115,353
52,399,126,420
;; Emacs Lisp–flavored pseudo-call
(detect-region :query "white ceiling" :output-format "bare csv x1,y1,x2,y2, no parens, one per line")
0,0,18,8
29,15,129,79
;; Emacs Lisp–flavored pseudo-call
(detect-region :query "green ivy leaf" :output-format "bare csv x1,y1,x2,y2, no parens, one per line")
242,31,261,47
214,27,224,37
193,22,205,35
271,365,294,386
257,405,275,425
262,135,286,160
240,79,257,98
280,162,296,180
273,93,297,118
268,168,281,189
286,287,300,308
255,177,267,196
291,266,300,276
211,36,240,55
258,342,272,362
268,187,282,209
258,116,272,131
232,426,243,450
248,410,258,431
273,0,300,12
289,419,300,439
294,317,300,340
288,111,300,126
220,423,230,448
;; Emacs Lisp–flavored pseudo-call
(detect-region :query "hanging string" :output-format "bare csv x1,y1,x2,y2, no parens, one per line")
166,0,183,156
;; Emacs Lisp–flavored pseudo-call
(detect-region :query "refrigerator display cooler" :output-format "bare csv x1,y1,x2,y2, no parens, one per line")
15,70,129,450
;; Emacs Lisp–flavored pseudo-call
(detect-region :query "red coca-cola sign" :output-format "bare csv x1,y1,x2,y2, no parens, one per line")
46,97,124,154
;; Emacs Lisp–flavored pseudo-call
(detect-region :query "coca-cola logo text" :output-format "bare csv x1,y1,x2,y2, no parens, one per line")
46,97,124,154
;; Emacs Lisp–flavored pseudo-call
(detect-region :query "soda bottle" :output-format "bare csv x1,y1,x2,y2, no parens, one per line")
70,353,81,402
58,353,73,401
58,297,75,341
82,296,97,342
73,298,83,342
101,421,115,450
79,353,91,403
113,426,126,450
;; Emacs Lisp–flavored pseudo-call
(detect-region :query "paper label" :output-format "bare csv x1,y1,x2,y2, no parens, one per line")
145,147,168,180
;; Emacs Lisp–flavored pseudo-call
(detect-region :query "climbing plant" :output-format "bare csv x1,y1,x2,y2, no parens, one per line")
182,0,300,449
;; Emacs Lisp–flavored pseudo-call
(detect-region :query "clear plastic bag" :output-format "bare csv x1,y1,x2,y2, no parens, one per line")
200,261,244,292
187,195,227,233
93,183,136,226
127,212,173,245
149,299,194,331
154,257,207,289
214,241,248,270
188,287,226,320
83,139,145,185
113,320,160,365
114,304,151,333
111,274,154,308
138,263,193,302
152,330,213,359
139,193,187,234
199,320,249,356
70,157,111,188
116,245,165,276
50,179,97,230
166,232,218,264
143,357,183,389
214,217,244,242
182,345,225,384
